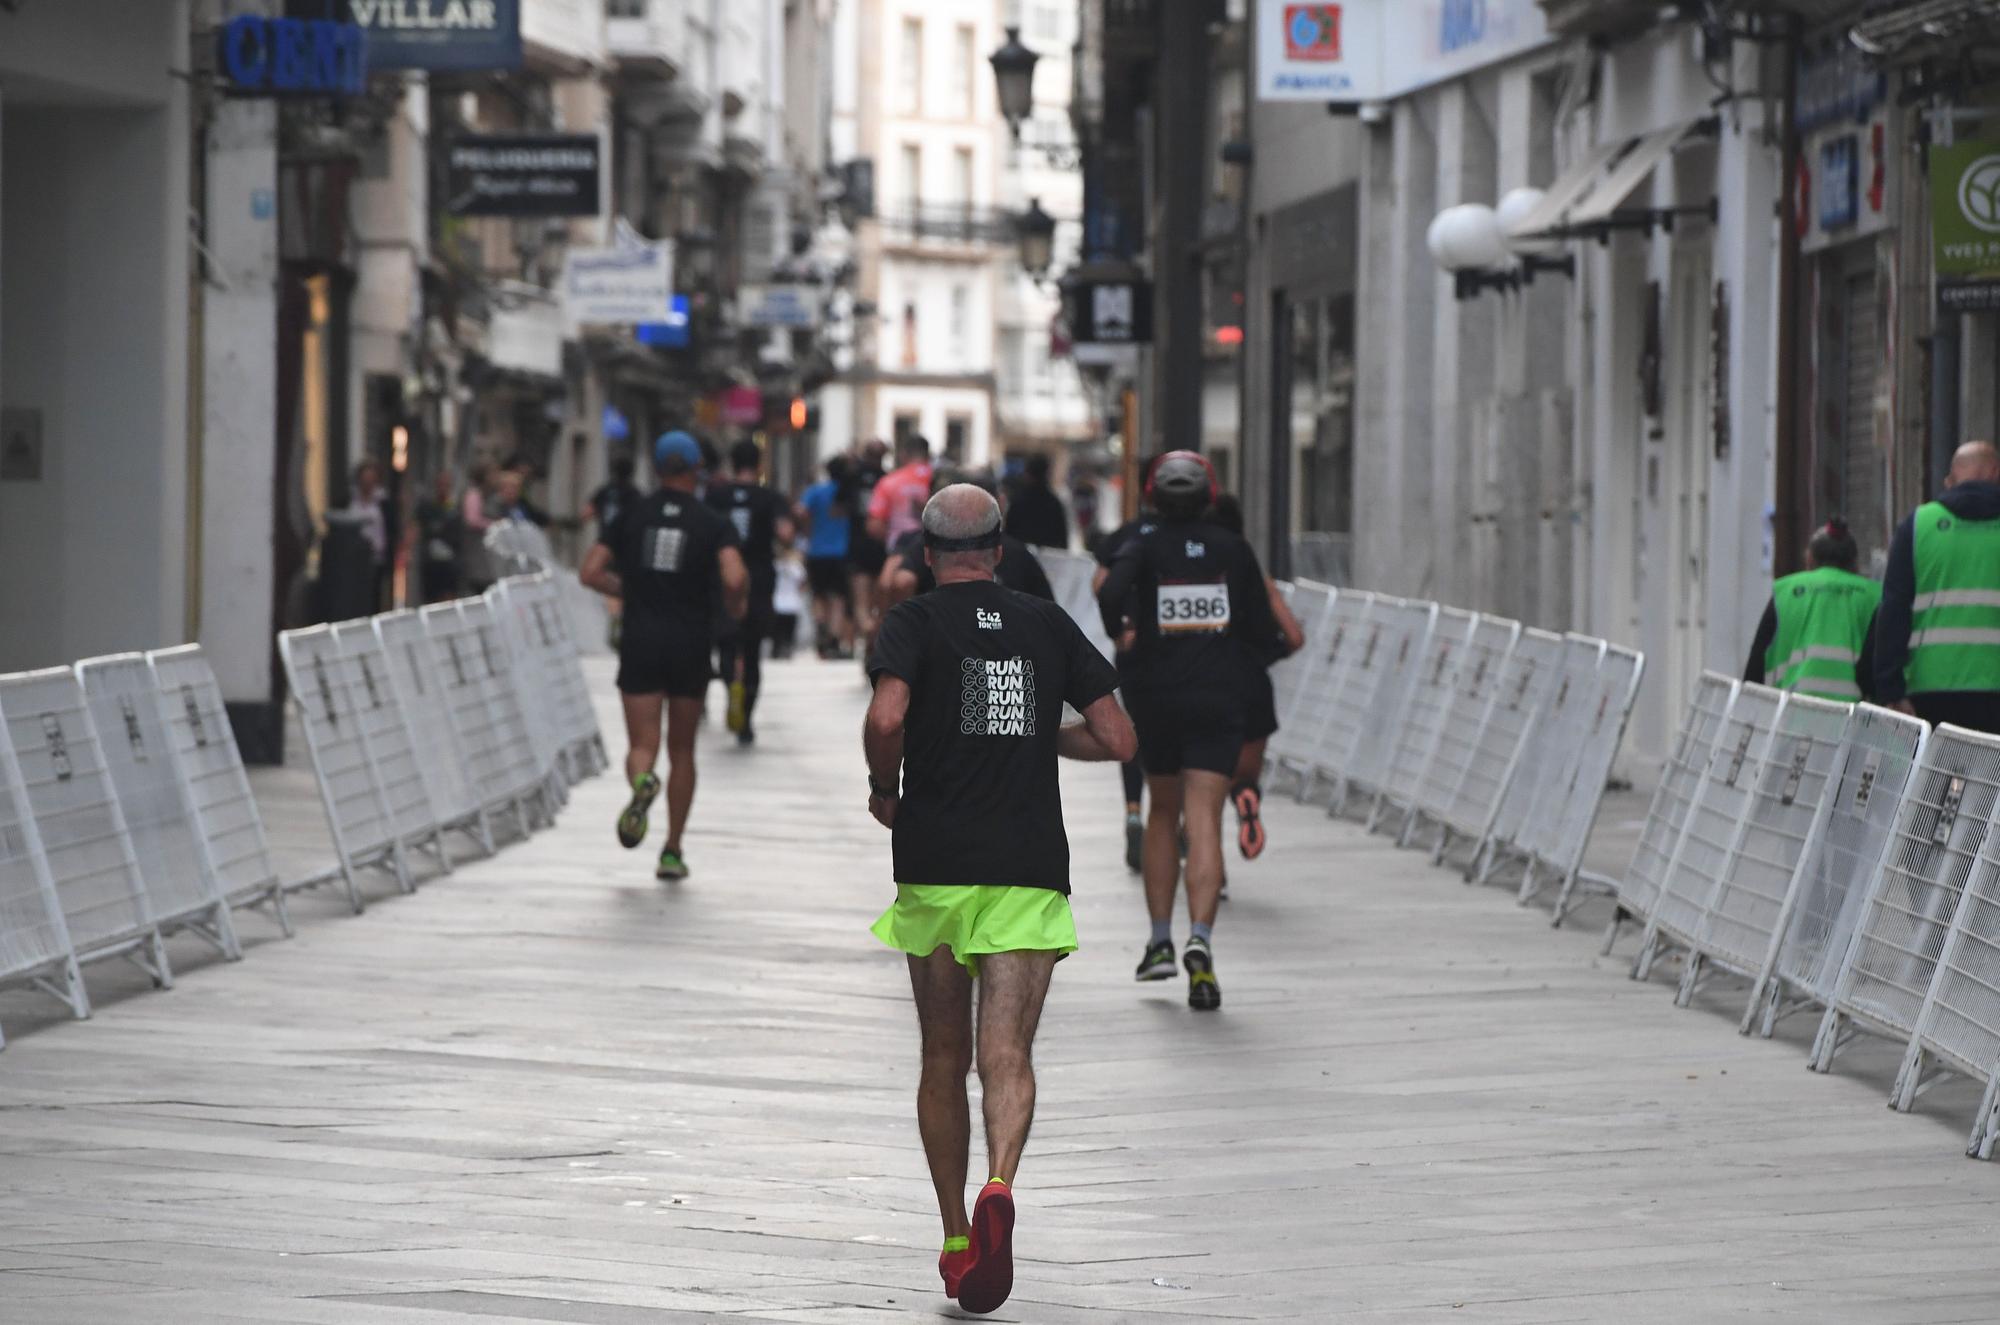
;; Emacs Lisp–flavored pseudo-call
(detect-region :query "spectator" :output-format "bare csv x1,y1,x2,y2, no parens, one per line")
460,462,497,593
1005,453,1070,549
410,470,464,605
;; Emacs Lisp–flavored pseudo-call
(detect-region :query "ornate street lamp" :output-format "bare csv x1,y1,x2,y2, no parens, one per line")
1016,197,1057,278
989,26,1038,138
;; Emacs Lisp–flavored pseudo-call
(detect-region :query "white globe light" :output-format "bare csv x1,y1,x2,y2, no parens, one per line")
1496,186,1560,256
1425,203,1509,273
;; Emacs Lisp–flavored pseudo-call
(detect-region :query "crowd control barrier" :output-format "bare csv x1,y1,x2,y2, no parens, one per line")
0,572,604,1050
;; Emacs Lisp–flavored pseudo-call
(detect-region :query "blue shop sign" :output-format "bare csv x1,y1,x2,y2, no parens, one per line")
636,295,692,349
220,15,368,96
350,0,522,72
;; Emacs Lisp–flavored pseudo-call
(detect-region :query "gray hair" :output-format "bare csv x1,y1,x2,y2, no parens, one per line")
922,483,1002,542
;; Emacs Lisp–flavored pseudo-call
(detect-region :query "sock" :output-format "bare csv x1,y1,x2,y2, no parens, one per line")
1190,922,1213,946
987,1177,1008,1188
943,1235,970,1253
1150,919,1172,945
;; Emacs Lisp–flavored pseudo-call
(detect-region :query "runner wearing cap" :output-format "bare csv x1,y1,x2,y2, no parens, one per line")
1097,452,1277,1010
580,430,749,881
865,483,1135,1314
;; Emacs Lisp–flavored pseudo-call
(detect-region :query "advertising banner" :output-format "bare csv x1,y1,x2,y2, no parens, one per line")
1933,139,2000,313
739,285,823,329
444,134,600,217
1255,0,1549,104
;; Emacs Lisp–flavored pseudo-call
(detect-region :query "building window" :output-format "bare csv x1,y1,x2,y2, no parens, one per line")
901,302,919,369
900,143,922,213
945,415,971,462
952,146,975,210
949,283,971,367
1000,328,1027,397
953,24,977,119
1030,1,1061,42
894,412,921,447
899,17,923,116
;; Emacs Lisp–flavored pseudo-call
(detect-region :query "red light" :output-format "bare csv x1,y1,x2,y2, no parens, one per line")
1215,325,1244,346
789,397,807,430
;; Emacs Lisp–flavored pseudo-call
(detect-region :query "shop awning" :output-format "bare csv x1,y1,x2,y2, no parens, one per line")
1514,117,1717,242
1504,139,1631,244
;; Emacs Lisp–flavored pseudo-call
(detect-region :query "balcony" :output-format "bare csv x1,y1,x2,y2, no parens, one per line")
607,0,683,77
878,204,1020,253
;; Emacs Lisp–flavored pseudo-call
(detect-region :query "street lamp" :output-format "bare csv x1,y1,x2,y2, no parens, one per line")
989,25,1038,138
1016,197,1057,278
1427,197,1573,301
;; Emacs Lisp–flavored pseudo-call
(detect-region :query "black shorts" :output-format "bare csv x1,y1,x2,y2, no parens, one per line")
807,557,850,598
617,621,713,699
849,534,888,576
1126,691,1245,778
1244,667,1278,742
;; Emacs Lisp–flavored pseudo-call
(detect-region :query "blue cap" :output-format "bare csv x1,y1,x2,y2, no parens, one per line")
654,430,702,470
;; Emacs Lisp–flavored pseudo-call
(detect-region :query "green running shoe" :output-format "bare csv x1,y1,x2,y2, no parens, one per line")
1134,939,1177,982
1184,938,1221,1011
617,772,660,849
1124,813,1143,874
655,846,690,881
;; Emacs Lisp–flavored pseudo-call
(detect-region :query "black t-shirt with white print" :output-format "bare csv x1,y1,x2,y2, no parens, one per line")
704,480,785,595
599,488,741,636
870,579,1119,893
1096,517,1277,699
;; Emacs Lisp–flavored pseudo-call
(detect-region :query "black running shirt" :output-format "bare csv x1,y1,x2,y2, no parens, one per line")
1094,517,1157,569
704,480,785,596
890,531,1056,600
1096,519,1278,698
870,580,1119,893
600,489,742,636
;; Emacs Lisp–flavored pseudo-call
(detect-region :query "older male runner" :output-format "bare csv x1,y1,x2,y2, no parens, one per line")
864,484,1135,1314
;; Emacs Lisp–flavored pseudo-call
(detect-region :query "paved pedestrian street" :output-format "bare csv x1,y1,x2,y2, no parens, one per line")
5,658,2000,1323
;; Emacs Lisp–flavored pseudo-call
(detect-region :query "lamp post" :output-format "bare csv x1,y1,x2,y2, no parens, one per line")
1016,197,1056,279
1427,197,1575,300
989,26,1038,138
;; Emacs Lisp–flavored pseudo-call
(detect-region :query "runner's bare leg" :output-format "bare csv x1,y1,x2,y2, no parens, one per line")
1143,773,1186,925
907,948,975,1239
663,696,702,852
1182,770,1231,927
976,949,1057,1184
621,692,663,785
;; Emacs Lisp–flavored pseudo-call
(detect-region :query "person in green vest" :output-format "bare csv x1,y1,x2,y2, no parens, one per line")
1876,440,2000,732
1744,518,1878,701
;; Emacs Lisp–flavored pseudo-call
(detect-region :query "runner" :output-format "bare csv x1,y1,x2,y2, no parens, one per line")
1097,452,1277,1010
1091,490,1160,874
795,455,856,658
848,440,891,669
865,483,1135,1314
579,430,749,881
881,468,1054,607
869,433,934,550
705,440,792,745
1204,494,1306,865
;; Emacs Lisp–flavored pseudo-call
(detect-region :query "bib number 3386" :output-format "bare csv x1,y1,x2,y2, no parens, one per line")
1157,582,1230,633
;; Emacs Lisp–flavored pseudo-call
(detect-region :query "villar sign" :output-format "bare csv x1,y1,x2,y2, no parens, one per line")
349,0,522,72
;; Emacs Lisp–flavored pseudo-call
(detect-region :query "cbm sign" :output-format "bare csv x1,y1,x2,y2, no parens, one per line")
219,15,368,96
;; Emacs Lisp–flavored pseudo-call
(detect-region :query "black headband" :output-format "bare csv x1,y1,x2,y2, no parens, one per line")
924,528,1003,552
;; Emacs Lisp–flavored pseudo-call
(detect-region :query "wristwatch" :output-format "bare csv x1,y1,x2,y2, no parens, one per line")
868,773,898,799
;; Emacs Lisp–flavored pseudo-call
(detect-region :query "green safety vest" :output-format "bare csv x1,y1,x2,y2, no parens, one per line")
1766,566,1880,700
1908,501,2000,694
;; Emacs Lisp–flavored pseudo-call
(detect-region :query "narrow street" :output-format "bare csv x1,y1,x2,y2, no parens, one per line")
1,658,1997,1322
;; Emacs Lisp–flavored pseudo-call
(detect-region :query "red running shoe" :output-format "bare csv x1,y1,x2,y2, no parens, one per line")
956,1180,1016,1314
939,1244,975,1298
1233,783,1266,860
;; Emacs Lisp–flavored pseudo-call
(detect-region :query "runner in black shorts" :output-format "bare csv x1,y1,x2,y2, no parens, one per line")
580,430,748,881
1097,453,1277,1010
1092,502,1158,873
848,441,891,666
1204,495,1306,867
706,440,792,745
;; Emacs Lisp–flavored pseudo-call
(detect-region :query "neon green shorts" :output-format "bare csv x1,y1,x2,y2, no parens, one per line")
871,884,1079,978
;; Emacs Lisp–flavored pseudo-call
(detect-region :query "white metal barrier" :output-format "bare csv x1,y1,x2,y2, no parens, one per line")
0,668,171,988
0,696,89,1043
146,645,291,935
329,619,454,876
1278,590,1376,797
1371,607,1477,834
1741,705,1927,1038
1343,600,1439,812
1471,632,1600,889
1810,725,2000,1078
1268,583,1337,763
1447,627,1564,870
277,624,410,911
1536,640,1646,925
484,581,570,807
450,597,556,829
77,654,242,962
372,610,495,857
1405,614,1520,850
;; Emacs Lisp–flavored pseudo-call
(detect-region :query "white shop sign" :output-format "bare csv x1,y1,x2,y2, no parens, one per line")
1255,0,1551,104
561,242,674,330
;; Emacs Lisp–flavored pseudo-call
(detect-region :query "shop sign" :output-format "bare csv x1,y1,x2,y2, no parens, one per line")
636,295,692,348
444,134,600,217
1932,139,2000,313
1065,278,1153,344
739,285,822,329
1799,104,1896,254
349,0,522,72
561,241,674,330
218,15,368,96
720,386,764,427
1255,0,1548,104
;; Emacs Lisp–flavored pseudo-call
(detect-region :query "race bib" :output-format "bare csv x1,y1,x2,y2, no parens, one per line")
1157,581,1230,633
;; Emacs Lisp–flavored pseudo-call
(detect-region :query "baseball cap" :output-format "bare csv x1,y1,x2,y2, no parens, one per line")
654,430,702,471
